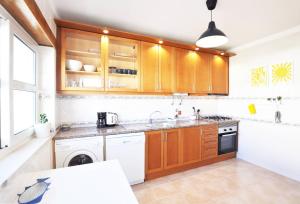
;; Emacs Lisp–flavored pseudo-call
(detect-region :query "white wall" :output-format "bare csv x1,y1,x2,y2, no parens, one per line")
238,121,300,181
219,29,300,181
57,95,218,125
38,46,57,130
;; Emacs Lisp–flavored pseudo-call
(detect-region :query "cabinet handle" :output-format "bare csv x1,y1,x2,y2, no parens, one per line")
165,133,168,142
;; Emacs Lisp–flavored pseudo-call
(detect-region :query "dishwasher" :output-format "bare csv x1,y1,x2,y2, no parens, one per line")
105,132,145,185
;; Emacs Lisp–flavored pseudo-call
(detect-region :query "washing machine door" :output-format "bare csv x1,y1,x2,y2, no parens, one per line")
64,150,97,167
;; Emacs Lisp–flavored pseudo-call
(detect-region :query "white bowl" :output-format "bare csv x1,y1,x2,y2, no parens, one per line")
66,59,82,71
83,64,96,72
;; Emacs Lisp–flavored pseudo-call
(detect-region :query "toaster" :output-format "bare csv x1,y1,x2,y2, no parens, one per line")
97,112,118,128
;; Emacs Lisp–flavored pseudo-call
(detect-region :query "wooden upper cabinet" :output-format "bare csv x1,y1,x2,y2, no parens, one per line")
145,131,164,174
57,26,230,95
211,55,229,94
58,28,104,92
140,42,159,92
175,48,196,93
181,127,202,164
105,36,140,92
159,46,175,93
194,52,211,93
163,129,181,169
140,43,175,93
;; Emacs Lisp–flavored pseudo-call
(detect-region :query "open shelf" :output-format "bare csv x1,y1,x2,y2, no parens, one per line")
109,73,137,78
66,49,100,58
66,70,101,75
64,87,104,91
109,55,136,62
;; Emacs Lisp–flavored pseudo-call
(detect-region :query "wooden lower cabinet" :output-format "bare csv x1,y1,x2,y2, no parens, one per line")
145,131,164,174
202,125,218,160
145,124,225,180
181,127,201,164
163,129,181,169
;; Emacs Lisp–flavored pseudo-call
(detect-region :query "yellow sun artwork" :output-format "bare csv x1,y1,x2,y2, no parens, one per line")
272,62,293,84
251,66,268,87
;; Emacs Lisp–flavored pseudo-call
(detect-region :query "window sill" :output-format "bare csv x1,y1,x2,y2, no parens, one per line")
0,133,54,186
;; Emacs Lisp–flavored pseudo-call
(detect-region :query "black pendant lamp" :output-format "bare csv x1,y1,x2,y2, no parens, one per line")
196,0,228,48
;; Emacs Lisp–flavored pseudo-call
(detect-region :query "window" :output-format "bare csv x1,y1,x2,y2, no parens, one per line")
12,36,37,135
0,12,38,148
13,36,36,84
13,90,36,134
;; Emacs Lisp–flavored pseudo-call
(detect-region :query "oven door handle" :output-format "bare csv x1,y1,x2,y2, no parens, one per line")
220,133,237,137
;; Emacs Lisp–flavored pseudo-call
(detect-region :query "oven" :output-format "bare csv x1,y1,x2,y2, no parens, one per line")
218,125,238,155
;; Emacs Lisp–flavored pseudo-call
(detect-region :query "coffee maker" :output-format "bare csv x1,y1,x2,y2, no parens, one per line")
97,112,118,128
97,112,106,128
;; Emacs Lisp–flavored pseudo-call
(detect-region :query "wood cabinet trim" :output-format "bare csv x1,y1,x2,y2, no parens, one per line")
1,0,56,47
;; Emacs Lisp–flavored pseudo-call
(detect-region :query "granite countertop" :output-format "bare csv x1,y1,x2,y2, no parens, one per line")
54,119,219,140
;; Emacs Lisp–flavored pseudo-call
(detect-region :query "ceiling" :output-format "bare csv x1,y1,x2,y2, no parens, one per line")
51,0,300,50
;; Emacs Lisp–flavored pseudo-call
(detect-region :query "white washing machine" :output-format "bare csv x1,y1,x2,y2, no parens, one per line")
55,136,104,168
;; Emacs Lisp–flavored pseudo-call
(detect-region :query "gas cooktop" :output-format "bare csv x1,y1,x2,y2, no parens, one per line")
201,115,232,121
202,115,238,128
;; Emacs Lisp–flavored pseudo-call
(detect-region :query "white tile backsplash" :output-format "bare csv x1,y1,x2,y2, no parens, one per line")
57,95,218,124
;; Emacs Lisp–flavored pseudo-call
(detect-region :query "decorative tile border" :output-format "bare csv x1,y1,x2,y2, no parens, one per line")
56,94,219,100
56,93,300,100
215,96,300,100
222,114,300,127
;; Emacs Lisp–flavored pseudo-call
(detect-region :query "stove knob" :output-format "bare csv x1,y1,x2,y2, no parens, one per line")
229,128,232,131
224,129,227,131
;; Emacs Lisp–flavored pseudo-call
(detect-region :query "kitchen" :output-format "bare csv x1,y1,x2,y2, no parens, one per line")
0,0,300,203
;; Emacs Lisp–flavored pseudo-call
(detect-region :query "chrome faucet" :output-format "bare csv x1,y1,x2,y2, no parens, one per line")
149,111,162,124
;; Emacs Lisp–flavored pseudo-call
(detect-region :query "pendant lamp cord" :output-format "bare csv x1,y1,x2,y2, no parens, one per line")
210,10,212,22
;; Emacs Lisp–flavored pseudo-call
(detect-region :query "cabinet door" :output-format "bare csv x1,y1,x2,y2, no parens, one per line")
194,52,211,93
59,28,104,92
211,55,229,94
202,124,218,160
159,45,175,93
181,127,202,164
175,48,196,93
105,36,140,92
145,131,164,174
141,42,159,92
163,129,181,169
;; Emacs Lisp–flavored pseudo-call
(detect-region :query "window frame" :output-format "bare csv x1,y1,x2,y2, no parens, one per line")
0,9,40,148
12,35,37,136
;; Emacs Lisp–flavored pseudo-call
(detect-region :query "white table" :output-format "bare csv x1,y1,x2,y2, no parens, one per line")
0,160,139,204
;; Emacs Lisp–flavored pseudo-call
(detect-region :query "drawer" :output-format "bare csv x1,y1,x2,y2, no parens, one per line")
203,141,217,150
203,136,218,143
203,134,217,139
202,149,217,159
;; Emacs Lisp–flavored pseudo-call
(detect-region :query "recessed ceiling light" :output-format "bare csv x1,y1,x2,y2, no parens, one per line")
103,29,109,34
220,52,225,55
195,47,200,51
158,40,163,44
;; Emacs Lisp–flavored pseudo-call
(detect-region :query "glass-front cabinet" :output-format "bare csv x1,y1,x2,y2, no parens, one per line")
105,37,140,92
60,28,104,91
58,29,141,93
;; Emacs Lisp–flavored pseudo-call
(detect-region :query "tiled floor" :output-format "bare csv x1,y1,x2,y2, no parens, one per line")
132,159,300,204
